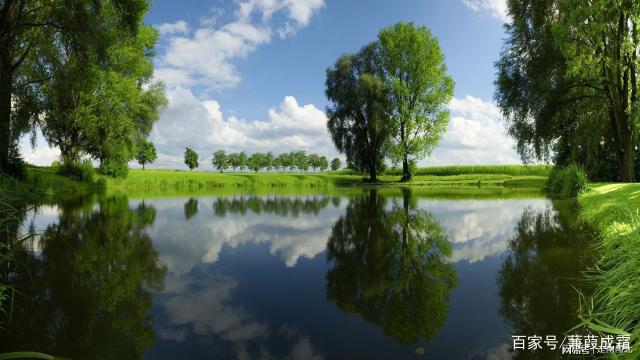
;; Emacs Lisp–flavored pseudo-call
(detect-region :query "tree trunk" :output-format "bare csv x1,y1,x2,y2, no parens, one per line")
0,49,12,174
400,122,411,182
401,155,411,182
368,160,377,182
143,163,145,170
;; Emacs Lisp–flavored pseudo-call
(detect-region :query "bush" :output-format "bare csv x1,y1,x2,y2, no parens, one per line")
99,158,129,178
56,159,96,182
546,164,589,198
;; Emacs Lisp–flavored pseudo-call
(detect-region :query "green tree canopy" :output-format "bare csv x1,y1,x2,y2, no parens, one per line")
331,158,341,171
136,140,157,170
378,22,454,181
184,147,199,170
212,150,229,173
326,43,393,181
496,0,640,181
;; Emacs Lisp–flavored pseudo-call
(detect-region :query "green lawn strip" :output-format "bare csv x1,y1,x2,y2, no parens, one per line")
578,183,640,354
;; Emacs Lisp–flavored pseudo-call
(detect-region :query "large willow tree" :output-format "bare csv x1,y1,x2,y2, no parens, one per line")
326,43,393,181
0,0,163,177
496,0,640,181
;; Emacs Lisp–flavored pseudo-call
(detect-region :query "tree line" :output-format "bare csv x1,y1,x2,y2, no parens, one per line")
1,0,166,178
325,22,454,182
181,148,342,173
495,0,640,182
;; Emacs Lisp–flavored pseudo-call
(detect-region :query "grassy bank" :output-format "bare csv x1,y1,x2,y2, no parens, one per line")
578,183,640,354
106,168,546,191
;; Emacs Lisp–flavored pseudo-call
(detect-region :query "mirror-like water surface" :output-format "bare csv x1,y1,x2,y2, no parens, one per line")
0,190,595,359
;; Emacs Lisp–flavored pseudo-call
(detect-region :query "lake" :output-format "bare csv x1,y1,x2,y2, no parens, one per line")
0,189,595,359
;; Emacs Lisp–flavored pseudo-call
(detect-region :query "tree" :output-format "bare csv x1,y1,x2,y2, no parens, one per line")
496,0,640,182
212,150,229,173
264,152,275,171
184,147,199,170
308,153,322,172
291,151,309,172
319,156,329,172
331,158,341,171
378,22,454,181
237,151,248,172
247,152,265,173
0,0,162,177
228,152,245,172
275,153,292,172
326,43,393,181
135,140,157,170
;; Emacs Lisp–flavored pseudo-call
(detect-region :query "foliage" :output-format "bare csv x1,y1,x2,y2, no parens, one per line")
55,159,96,182
135,140,157,170
99,153,130,178
326,43,393,181
331,158,341,171
545,164,589,199
378,22,454,181
212,150,229,173
496,0,640,181
184,147,199,171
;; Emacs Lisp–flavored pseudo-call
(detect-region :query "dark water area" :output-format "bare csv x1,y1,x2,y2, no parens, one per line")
0,189,596,359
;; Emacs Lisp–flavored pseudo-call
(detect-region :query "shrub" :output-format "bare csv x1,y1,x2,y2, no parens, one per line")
99,158,129,178
546,164,588,198
56,159,96,182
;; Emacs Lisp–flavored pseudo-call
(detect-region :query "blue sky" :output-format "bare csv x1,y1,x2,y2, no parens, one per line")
21,0,519,169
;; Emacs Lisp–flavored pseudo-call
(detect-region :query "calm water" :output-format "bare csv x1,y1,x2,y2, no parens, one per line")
0,189,595,359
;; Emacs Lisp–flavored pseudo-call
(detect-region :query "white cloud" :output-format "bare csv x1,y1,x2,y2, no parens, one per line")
462,0,509,22
151,88,336,169
156,20,190,36
422,95,521,166
155,0,324,90
18,130,60,166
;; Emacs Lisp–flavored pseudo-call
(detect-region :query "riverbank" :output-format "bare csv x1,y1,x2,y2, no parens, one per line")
105,168,547,191
577,183,640,352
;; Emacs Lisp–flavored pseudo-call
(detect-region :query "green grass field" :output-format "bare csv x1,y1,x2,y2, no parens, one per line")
578,183,640,354
106,166,547,191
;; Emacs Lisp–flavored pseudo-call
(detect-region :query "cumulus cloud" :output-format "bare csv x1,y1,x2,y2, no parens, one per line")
422,95,521,166
155,0,324,90
462,0,509,22
156,20,189,36
150,88,335,169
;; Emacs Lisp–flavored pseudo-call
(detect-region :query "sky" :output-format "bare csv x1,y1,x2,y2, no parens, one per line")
19,0,520,170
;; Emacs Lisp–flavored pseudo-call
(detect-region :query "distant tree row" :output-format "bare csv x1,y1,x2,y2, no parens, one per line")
183,148,342,173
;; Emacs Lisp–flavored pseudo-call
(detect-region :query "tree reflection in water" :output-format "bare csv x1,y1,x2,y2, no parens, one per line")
184,198,199,220
498,200,596,359
326,189,457,344
0,195,166,359
212,195,332,217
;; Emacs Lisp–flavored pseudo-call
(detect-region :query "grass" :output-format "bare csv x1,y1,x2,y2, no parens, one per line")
577,183,640,356
106,168,546,193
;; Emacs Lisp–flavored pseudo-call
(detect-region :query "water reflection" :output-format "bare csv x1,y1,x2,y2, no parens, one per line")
497,200,596,359
0,191,598,359
184,198,199,220
212,195,332,216
326,189,458,344
0,196,167,359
